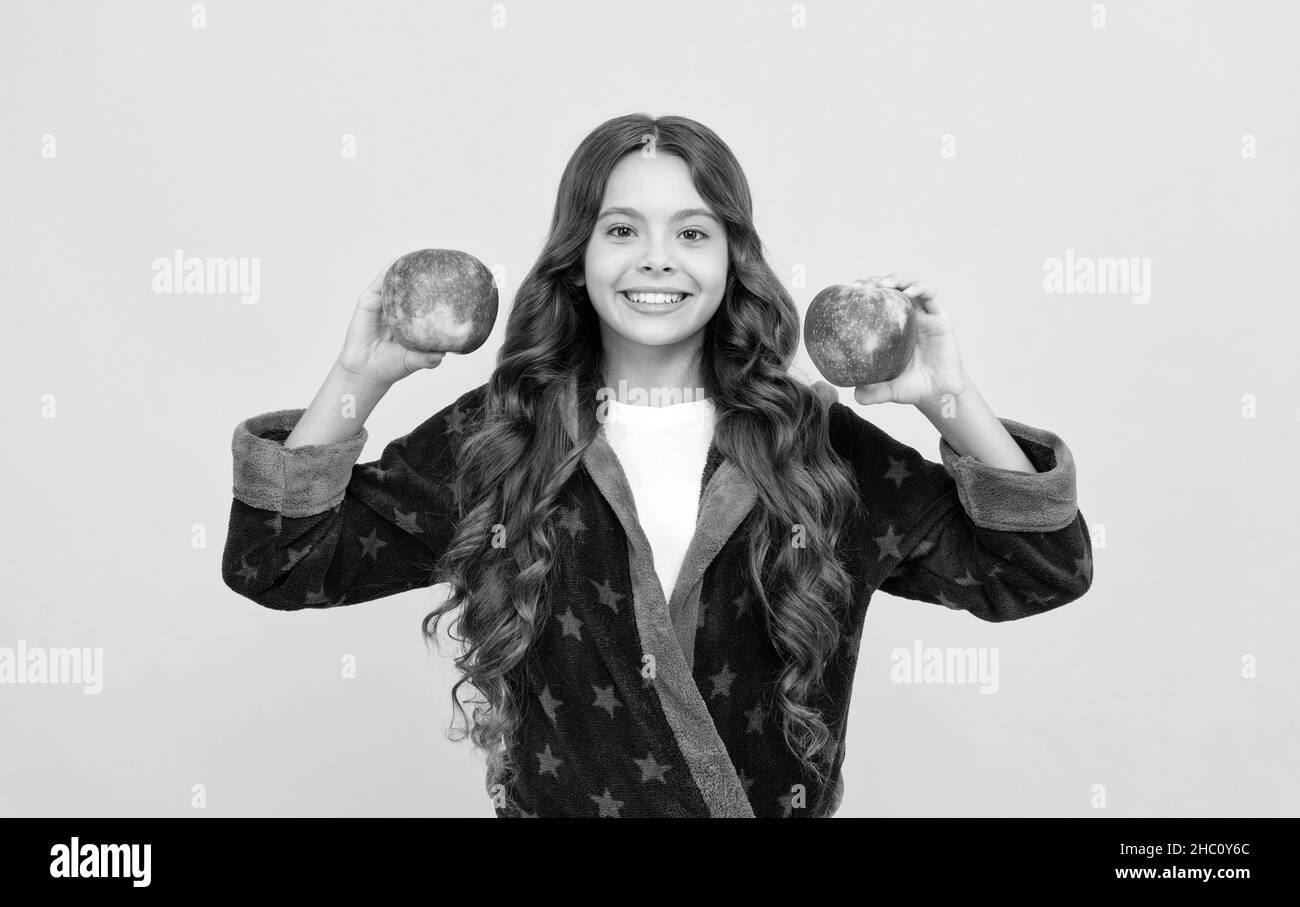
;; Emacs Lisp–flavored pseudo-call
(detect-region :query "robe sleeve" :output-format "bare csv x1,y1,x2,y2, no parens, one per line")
220,398,465,610
828,400,1094,622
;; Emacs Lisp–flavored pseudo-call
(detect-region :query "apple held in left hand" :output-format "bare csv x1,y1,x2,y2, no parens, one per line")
808,274,970,406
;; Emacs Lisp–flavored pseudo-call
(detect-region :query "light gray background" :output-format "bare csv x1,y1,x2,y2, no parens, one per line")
2,0,1296,818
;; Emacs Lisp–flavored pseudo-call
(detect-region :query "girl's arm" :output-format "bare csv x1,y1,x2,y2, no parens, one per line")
220,387,480,610
825,399,1092,622
283,360,390,449
875,414,1094,622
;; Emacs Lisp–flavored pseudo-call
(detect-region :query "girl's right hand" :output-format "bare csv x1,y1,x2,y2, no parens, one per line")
335,260,447,388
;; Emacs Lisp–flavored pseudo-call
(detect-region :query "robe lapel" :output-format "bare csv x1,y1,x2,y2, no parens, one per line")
562,377,757,817
666,456,755,670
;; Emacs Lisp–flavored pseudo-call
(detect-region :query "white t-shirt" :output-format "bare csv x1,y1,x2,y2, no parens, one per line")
601,395,717,604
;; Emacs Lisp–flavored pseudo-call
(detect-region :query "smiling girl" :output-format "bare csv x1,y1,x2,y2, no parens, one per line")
223,113,1094,818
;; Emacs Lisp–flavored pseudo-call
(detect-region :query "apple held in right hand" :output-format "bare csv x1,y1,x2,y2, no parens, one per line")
381,249,499,354
333,263,439,387
336,250,499,388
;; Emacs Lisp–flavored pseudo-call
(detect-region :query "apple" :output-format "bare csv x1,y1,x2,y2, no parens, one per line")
803,281,917,387
381,249,498,354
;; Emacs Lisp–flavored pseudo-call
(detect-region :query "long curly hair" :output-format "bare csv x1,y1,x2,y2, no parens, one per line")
422,113,864,811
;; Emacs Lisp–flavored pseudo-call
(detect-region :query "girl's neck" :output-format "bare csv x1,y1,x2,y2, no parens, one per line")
600,334,708,407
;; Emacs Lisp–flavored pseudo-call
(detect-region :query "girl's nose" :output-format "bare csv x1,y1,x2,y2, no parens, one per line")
639,259,675,275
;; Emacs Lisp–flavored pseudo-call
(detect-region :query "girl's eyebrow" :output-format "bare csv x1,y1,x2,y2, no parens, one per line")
597,206,720,225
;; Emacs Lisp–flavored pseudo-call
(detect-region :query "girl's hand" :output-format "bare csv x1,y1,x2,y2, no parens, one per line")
335,260,447,388
851,274,971,407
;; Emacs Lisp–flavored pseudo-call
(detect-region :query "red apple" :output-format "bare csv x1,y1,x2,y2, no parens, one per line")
803,281,917,387
381,249,498,354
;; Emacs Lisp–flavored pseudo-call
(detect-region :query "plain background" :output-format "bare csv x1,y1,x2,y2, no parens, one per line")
2,0,1296,818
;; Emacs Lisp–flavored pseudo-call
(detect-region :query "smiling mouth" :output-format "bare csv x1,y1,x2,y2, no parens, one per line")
620,291,691,306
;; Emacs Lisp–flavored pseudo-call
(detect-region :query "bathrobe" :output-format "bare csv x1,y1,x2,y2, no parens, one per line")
222,379,1093,817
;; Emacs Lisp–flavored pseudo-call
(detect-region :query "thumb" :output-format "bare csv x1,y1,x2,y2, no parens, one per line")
404,349,445,373
853,382,892,406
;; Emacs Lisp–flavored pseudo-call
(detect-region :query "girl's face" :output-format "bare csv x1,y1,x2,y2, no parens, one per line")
578,152,729,356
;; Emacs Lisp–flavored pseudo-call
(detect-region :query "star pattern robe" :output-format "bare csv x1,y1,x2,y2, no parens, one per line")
222,379,1094,817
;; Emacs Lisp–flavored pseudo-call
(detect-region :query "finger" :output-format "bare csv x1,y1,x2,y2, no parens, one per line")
905,284,943,314
363,264,391,295
903,283,938,308
372,254,404,286
357,277,386,311
358,256,404,308
854,382,893,406
880,273,913,290
404,349,445,372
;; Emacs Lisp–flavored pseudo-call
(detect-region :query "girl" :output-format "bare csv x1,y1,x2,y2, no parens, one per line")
223,113,1093,818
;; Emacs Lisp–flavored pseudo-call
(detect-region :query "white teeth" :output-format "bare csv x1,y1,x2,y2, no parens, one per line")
624,291,687,305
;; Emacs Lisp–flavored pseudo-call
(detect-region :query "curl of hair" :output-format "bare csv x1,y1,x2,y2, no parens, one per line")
422,113,865,813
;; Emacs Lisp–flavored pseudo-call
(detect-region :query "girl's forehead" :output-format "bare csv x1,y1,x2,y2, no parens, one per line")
605,152,696,192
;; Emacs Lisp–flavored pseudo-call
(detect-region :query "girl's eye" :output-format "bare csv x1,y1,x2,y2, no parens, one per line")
605,225,709,241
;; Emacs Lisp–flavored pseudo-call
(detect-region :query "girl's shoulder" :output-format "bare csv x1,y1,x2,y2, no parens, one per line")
805,379,919,457
400,382,491,458
822,396,909,466
807,380,900,457
813,384,956,519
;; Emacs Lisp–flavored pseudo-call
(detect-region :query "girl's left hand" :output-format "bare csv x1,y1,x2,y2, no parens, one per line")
852,274,971,407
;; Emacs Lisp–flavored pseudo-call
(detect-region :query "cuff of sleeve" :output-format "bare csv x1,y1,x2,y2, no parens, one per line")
230,408,369,518
938,417,1078,532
